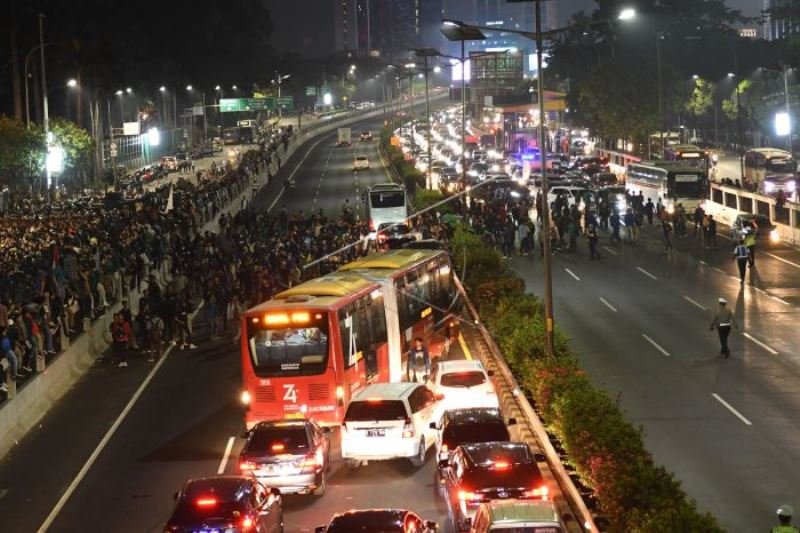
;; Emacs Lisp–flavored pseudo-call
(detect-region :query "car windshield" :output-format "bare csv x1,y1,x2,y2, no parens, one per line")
440,371,486,388
378,223,409,234
345,400,407,421
247,317,329,377
171,500,245,523
443,422,509,445
370,191,405,208
248,426,309,455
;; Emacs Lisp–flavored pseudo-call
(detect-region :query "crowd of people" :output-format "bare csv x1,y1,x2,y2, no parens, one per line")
0,125,291,396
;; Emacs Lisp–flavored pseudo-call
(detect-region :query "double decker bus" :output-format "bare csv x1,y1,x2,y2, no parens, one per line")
664,144,710,177
240,249,456,427
626,161,707,211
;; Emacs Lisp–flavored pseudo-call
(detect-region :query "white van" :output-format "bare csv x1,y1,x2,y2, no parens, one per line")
367,183,407,236
340,382,441,468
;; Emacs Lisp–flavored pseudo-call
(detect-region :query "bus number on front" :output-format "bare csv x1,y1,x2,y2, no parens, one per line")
283,384,298,403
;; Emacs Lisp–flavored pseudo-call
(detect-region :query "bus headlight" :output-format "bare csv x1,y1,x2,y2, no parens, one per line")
764,181,775,193
770,229,780,243
241,390,252,405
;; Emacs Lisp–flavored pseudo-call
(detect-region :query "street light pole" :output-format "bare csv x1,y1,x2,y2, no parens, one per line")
423,56,432,189
656,32,664,158
784,65,792,153
39,14,49,135
461,39,467,190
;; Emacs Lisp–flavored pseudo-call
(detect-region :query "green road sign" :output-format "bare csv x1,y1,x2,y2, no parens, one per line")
276,96,294,110
220,98,275,112
306,86,317,96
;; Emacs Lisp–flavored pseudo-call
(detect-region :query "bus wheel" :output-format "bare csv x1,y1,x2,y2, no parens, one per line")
410,438,426,467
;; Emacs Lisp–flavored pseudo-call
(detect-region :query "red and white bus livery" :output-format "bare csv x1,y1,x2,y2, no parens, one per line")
240,249,457,428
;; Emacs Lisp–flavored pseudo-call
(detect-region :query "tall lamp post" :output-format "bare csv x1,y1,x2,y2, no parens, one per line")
758,66,794,153
442,5,635,358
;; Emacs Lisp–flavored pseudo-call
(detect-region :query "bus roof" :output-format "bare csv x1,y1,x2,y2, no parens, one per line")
339,249,443,274
669,144,704,152
368,183,404,193
631,161,704,173
275,274,375,299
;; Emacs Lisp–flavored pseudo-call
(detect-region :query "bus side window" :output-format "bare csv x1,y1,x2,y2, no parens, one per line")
396,278,410,330
371,293,388,345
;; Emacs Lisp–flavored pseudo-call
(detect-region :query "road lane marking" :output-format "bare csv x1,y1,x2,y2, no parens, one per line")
458,333,473,361
564,268,581,281
602,246,618,256
218,436,235,475
267,134,332,212
37,344,177,532
636,267,657,280
599,297,617,312
683,296,708,311
743,332,779,355
712,393,752,426
641,333,671,356
764,252,800,270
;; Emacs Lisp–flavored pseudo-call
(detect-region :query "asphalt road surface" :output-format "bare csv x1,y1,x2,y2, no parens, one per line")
0,103,457,533
510,219,800,533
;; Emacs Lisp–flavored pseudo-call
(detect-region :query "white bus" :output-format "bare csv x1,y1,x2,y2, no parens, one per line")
367,183,408,236
626,161,707,211
742,148,796,186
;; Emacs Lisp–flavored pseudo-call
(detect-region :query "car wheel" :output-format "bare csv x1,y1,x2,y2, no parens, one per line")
312,472,327,496
410,438,426,467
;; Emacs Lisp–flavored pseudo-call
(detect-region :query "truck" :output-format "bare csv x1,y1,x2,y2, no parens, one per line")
337,127,351,146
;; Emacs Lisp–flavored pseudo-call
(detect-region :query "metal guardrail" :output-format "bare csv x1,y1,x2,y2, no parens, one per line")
453,275,598,533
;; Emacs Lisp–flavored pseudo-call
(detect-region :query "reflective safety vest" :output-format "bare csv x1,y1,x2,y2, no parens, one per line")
771,526,800,533
735,245,749,259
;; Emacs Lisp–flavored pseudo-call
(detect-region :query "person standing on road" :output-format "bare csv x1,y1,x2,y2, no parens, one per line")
644,198,655,225
693,204,705,238
710,297,737,358
662,219,674,254
587,224,601,260
733,238,750,284
744,228,757,267
707,215,718,248
110,312,131,367
406,337,430,383
770,504,799,533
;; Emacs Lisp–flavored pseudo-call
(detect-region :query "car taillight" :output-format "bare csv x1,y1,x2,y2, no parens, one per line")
242,516,254,531
402,418,414,438
441,444,448,453
239,460,257,471
524,485,549,500
458,490,484,502
303,448,325,470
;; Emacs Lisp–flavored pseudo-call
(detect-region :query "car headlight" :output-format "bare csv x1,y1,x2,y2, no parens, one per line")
770,229,780,242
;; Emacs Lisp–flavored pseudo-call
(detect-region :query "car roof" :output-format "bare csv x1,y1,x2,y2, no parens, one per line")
328,509,413,530
438,359,485,373
252,419,311,430
353,382,419,400
182,476,252,501
445,408,504,424
462,442,531,465
484,499,560,524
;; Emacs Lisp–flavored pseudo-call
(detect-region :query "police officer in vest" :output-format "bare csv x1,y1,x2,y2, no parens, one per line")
733,238,750,284
710,297,737,358
771,504,799,533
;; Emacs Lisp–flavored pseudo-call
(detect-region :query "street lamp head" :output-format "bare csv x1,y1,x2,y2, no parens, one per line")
418,73,424,78
433,66,442,73
692,74,699,80
115,89,123,96
618,7,636,21
215,85,221,91
727,72,735,78
350,64,356,70
186,84,193,91
442,19,462,27
232,85,238,90
159,86,166,92
67,79,77,88
125,87,132,94
405,63,417,68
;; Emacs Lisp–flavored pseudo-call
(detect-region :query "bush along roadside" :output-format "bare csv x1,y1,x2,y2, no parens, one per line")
380,126,426,195
451,225,723,533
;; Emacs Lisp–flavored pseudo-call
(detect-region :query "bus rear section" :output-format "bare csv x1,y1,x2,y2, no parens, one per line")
241,308,344,428
367,183,408,236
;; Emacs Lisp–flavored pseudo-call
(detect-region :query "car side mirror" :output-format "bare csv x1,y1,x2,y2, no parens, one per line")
429,421,437,430
507,417,517,426
424,520,439,531
486,369,494,377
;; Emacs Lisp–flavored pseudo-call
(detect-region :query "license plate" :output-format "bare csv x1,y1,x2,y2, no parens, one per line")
367,429,385,437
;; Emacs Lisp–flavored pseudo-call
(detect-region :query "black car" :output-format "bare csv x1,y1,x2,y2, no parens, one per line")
360,131,373,141
239,419,332,496
432,408,514,468
376,222,418,250
315,509,438,533
439,442,546,532
164,476,283,533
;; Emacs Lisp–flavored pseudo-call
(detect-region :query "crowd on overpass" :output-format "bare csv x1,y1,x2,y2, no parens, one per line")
0,128,292,396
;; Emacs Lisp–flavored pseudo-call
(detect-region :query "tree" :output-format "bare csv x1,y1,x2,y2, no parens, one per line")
50,118,94,182
0,116,45,190
684,78,715,118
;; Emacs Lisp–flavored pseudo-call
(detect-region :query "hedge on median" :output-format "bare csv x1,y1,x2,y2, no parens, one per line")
451,225,723,533
380,126,426,195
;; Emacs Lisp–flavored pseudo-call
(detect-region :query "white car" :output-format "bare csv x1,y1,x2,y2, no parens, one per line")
340,383,441,468
354,155,370,170
428,360,499,421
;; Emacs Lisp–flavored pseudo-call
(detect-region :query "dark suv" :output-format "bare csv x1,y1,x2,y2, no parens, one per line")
439,442,546,532
239,419,331,496
432,408,514,469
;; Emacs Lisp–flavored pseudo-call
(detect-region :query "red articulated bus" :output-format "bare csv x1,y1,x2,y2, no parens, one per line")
240,248,458,428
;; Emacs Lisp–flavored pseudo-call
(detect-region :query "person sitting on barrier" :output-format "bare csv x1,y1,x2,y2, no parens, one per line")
1,327,22,393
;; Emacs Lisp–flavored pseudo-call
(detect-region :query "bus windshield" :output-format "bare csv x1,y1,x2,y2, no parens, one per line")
766,156,796,174
669,173,704,198
370,191,405,208
247,320,329,378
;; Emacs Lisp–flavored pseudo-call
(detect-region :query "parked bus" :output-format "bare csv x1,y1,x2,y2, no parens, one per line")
742,148,796,187
223,127,242,145
664,144,710,176
240,249,456,427
626,161,707,211
366,183,408,235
